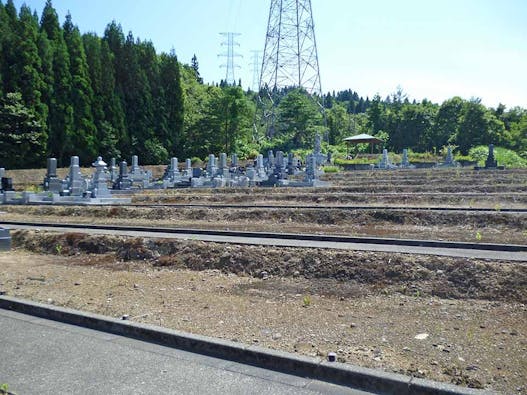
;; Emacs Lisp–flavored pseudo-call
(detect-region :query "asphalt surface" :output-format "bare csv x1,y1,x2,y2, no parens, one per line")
3,223,527,261
0,308,371,395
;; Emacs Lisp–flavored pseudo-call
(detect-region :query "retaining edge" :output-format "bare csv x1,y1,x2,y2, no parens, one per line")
1,220,526,252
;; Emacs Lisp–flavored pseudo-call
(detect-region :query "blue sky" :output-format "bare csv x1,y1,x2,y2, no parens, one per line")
12,0,527,108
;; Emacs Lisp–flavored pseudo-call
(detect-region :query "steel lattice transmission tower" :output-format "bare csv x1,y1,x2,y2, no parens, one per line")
219,32,242,85
257,0,324,137
250,50,262,92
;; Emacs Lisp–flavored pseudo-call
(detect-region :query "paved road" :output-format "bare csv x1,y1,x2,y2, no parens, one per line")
4,223,526,261
0,309,370,395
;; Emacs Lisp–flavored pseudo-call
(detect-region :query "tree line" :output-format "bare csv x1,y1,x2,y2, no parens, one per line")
324,88,527,156
0,0,255,169
1,0,525,170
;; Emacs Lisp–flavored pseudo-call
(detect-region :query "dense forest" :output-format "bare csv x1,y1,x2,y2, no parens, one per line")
1,0,526,169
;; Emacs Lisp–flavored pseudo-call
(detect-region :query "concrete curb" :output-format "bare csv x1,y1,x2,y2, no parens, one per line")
0,227,10,251
1,220,526,252
0,296,491,395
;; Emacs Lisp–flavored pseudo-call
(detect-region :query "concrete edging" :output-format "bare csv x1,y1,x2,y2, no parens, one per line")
1,220,526,252
0,227,10,251
0,296,490,395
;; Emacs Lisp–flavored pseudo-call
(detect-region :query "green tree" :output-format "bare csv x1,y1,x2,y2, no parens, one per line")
455,99,506,154
388,101,437,152
327,102,349,145
102,21,128,156
366,94,386,135
276,88,323,150
192,85,254,156
0,92,47,168
0,0,16,95
190,54,203,84
430,97,465,151
40,0,74,165
507,111,527,157
159,51,184,157
12,4,45,115
63,12,97,162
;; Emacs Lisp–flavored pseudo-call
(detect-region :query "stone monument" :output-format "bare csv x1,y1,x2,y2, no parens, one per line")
65,156,86,196
485,144,498,168
113,161,133,190
376,149,396,169
90,156,111,197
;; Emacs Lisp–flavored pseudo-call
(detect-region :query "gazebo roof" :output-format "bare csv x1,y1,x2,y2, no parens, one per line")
343,134,383,144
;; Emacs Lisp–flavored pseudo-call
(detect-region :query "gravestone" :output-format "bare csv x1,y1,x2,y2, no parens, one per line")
305,154,316,182
485,144,498,168
377,149,396,169
128,155,152,187
43,158,63,193
441,146,458,167
109,158,118,182
275,151,286,172
90,156,111,197
66,156,86,196
313,133,327,165
163,157,181,181
206,154,217,177
113,161,132,190
256,154,266,178
267,150,275,169
231,153,238,169
401,149,410,167
0,168,8,193
218,153,228,177
268,150,288,185
445,147,454,164
1,177,13,192
131,155,140,175
182,158,193,178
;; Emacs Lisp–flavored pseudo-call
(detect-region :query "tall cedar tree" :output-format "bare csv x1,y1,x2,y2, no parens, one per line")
63,12,97,162
40,0,74,165
159,51,184,157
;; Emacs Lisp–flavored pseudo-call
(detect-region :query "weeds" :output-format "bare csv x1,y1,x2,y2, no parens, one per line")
302,295,311,307
0,384,13,395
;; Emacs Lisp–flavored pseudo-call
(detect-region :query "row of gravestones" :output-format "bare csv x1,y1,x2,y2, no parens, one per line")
35,148,325,198
1,134,330,199
376,148,456,169
376,145,502,170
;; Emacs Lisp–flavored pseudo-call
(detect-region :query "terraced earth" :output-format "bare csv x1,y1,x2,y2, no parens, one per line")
1,167,526,394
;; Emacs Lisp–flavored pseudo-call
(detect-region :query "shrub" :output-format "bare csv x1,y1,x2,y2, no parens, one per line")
322,165,340,173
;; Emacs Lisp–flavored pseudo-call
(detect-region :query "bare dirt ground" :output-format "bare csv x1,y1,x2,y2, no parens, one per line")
1,231,526,394
1,167,526,393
